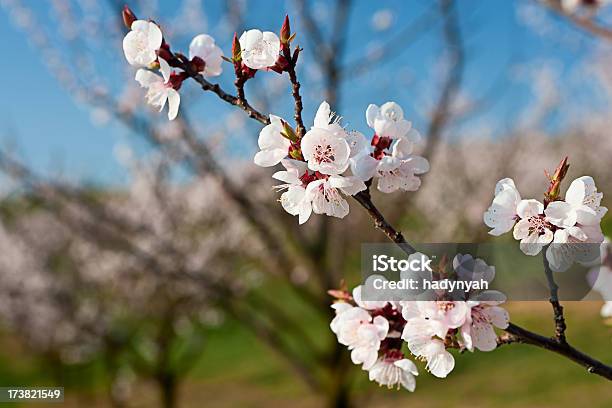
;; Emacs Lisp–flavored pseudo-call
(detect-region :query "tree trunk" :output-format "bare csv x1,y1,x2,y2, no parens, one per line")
156,373,178,408
326,342,353,408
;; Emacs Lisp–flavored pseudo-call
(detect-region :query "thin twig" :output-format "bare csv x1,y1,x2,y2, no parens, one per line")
542,247,568,343
283,46,306,137
352,184,416,256
505,323,612,380
422,0,464,163
178,60,270,125
542,0,612,42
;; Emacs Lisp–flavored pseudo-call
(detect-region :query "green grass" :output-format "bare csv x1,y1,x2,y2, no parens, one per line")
1,303,610,407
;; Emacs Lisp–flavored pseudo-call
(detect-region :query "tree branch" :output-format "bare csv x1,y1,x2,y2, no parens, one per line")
352,184,416,256
542,247,568,343
422,0,464,163
283,46,306,137
542,0,612,42
177,60,270,125
504,322,612,380
351,189,612,380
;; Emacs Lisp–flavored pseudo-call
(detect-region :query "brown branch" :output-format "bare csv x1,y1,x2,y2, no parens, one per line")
422,0,464,163
177,59,270,125
234,71,248,108
542,0,612,42
340,4,442,79
542,247,568,343
295,0,332,63
352,184,416,256
283,46,306,138
504,323,612,380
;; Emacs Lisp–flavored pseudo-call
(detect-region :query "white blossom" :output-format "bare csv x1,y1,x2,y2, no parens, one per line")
301,102,352,175
512,199,554,255
545,176,607,229
378,155,429,193
353,104,429,193
239,29,280,69
588,240,612,299
301,129,350,175
134,58,180,120
254,115,291,167
330,305,388,370
402,301,469,339
353,285,388,310
401,315,455,378
460,300,509,352
601,301,612,318
483,178,521,236
368,356,418,391
123,20,163,67
188,34,223,77
546,225,603,272
305,175,365,219
272,159,312,224
366,102,412,139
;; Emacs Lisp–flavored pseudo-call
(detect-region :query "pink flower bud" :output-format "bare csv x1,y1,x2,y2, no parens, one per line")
280,15,291,44
122,5,137,29
544,156,570,205
232,32,241,62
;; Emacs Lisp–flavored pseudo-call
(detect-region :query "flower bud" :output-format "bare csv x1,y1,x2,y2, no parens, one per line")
232,32,241,62
280,120,298,142
289,144,304,161
544,156,570,205
122,5,137,29
280,15,291,44
291,46,301,64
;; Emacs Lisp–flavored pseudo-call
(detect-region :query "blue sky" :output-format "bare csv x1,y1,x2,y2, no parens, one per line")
0,0,604,185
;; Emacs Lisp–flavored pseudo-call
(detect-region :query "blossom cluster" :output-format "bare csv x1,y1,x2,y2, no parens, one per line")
330,253,509,391
122,9,291,120
122,17,223,120
484,169,607,272
254,101,429,223
121,10,429,224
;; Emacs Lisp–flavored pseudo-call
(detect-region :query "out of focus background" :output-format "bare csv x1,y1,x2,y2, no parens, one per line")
0,0,611,407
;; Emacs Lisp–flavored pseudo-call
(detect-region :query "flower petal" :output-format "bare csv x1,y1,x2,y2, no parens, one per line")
166,89,180,120
517,199,543,219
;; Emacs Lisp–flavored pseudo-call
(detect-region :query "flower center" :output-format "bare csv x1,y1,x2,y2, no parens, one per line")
314,144,335,164
371,135,392,160
527,215,552,236
583,191,601,208
437,301,455,312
